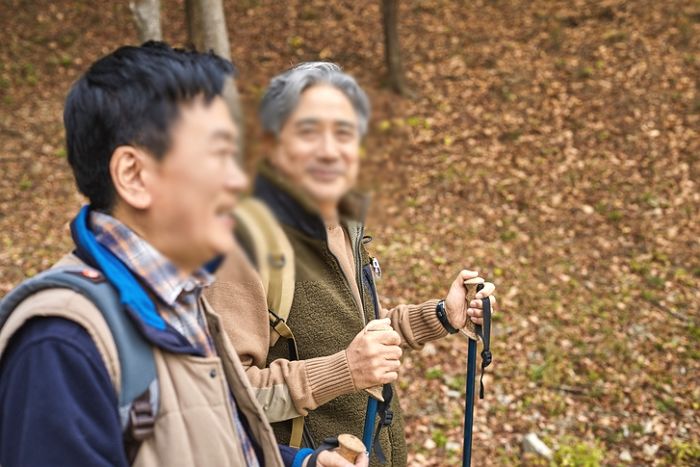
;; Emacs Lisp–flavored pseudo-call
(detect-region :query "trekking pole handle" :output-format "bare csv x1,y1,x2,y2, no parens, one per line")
337,434,365,462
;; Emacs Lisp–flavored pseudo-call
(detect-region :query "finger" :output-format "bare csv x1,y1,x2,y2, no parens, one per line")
384,354,402,365
376,330,401,346
382,371,399,383
470,316,484,325
469,299,483,308
355,450,369,467
463,276,484,287
317,450,354,467
467,307,483,318
365,318,391,331
459,269,479,280
475,282,495,299
383,346,403,360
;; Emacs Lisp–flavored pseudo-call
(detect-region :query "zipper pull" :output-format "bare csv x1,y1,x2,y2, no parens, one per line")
371,256,382,279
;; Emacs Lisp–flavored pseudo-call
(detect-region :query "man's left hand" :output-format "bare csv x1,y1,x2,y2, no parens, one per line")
444,269,496,329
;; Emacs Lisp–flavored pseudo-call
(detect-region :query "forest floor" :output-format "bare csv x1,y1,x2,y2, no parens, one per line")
1,0,699,465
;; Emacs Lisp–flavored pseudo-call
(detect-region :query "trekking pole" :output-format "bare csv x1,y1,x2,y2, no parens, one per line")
462,282,492,467
362,322,391,453
463,331,478,466
362,397,378,450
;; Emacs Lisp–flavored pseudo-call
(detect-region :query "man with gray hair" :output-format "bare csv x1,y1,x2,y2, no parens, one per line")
206,62,496,466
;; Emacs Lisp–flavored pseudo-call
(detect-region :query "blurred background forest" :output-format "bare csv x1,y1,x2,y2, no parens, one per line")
0,0,698,465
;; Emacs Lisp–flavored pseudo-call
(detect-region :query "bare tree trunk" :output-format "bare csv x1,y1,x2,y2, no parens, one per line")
185,0,203,51
382,0,407,95
185,0,244,158
130,0,162,43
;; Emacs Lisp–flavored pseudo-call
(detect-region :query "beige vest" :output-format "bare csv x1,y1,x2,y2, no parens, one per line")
0,256,284,467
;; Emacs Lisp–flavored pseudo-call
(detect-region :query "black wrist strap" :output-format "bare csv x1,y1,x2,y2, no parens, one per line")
306,437,340,467
436,299,459,334
475,285,493,399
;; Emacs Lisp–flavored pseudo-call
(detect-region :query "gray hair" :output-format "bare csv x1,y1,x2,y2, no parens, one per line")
259,62,371,137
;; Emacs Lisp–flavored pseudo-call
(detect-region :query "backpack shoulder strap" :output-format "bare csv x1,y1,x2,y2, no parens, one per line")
0,266,158,438
235,198,295,336
234,198,308,448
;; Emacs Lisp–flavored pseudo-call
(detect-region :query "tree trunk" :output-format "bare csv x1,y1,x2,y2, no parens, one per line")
129,0,162,43
382,0,407,95
185,0,244,158
185,0,203,51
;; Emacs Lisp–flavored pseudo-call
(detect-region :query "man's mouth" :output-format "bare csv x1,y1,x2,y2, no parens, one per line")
215,206,236,227
308,168,344,182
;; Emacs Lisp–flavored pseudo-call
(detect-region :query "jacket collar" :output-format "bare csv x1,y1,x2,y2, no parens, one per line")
253,161,371,241
70,205,204,355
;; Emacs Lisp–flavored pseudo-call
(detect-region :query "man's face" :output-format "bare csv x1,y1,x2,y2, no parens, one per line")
146,96,247,269
269,85,361,211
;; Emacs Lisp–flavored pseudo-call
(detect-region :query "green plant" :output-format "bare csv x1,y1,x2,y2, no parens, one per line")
431,428,447,448
425,366,443,380
551,437,604,466
671,440,700,465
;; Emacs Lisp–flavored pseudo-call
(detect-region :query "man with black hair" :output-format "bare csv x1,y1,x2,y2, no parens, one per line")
0,43,365,467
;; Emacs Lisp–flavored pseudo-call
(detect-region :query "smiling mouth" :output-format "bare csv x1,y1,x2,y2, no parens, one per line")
216,206,236,227
308,168,344,182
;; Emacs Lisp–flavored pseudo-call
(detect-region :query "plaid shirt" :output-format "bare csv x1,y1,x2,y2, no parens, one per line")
91,211,260,467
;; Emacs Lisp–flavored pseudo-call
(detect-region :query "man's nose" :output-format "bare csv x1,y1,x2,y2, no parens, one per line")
318,131,341,159
224,157,249,192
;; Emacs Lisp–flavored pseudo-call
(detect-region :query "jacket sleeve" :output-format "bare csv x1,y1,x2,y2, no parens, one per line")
206,245,356,423
381,299,449,350
0,317,128,467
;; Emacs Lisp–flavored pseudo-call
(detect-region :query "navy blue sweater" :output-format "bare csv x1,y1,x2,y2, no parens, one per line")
0,317,300,466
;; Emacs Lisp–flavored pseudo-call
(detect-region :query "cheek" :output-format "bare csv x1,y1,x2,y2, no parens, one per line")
345,153,360,182
276,147,311,178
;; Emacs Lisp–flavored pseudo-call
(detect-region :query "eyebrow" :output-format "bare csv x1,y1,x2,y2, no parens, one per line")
210,129,237,144
295,118,357,130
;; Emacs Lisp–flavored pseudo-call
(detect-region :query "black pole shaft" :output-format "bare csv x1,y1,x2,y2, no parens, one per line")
463,337,477,466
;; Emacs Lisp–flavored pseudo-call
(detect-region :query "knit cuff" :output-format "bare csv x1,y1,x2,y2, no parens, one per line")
408,299,449,344
305,350,356,407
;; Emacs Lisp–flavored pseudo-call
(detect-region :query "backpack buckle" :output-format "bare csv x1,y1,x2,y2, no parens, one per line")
379,408,393,426
268,308,285,328
128,391,155,442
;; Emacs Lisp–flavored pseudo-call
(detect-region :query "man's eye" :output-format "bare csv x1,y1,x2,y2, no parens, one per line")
216,148,235,158
298,126,318,137
336,129,355,141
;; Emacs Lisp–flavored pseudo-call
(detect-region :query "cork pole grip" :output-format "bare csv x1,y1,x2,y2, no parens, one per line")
337,433,365,462
460,277,483,340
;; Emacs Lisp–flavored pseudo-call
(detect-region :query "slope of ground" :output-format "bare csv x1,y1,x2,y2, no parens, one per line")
1,0,698,465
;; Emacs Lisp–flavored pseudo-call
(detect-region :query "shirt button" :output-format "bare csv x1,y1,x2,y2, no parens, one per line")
210,369,217,378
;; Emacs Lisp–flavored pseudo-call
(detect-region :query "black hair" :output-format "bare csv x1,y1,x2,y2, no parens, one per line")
63,41,236,211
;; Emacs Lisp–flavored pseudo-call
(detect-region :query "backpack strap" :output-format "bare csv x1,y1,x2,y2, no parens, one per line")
236,198,296,330
235,198,306,448
0,265,158,462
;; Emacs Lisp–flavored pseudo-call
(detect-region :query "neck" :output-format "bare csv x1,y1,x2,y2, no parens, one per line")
319,203,340,228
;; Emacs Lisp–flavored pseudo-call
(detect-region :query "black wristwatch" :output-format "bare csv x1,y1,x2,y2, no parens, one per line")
436,299,459,334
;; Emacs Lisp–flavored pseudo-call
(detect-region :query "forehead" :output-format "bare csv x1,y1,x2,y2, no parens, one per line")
287,84,357,122
173,96,238,138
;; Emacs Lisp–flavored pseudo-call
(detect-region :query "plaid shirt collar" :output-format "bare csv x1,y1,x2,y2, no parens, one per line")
89,211,213,306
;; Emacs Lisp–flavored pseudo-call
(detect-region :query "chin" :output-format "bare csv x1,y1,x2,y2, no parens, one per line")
307,185,347,204
209,235,236,257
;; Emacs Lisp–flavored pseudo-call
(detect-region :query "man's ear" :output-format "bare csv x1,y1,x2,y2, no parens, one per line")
110,145,154,210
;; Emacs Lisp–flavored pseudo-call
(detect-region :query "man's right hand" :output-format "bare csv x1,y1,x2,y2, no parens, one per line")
311,450,369,467
346,318,402,390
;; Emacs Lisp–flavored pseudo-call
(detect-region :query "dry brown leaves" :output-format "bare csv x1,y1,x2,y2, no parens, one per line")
0,0,698,465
